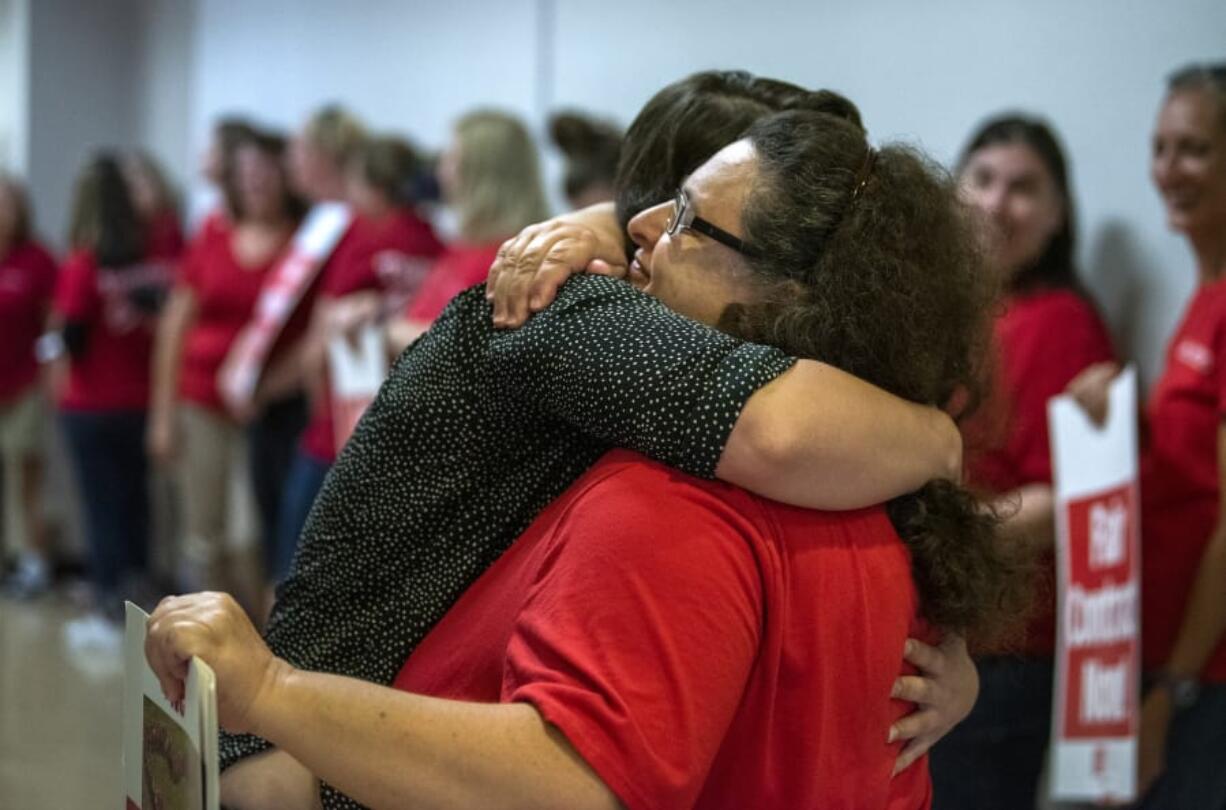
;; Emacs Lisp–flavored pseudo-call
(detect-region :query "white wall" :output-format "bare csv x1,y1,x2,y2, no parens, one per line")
25,0,145,250
18,0,1226,384
0,0,31,174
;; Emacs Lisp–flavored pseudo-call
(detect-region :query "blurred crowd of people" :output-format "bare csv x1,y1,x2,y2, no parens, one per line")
0,103,621,617
3,60,1226,809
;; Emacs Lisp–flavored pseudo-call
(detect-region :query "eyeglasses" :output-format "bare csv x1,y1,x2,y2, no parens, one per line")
664,187,757,258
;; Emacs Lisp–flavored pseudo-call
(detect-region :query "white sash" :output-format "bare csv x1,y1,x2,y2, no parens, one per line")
218,202,353,413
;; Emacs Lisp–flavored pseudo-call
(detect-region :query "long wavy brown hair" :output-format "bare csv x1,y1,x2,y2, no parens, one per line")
723,109,1035,646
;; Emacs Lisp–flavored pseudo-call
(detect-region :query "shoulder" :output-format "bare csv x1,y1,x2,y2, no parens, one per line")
1004,288,1112,350
9,240,58,275
557,449,775,554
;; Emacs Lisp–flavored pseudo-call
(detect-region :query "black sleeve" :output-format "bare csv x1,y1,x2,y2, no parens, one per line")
487,275,797,479
62,320,89,360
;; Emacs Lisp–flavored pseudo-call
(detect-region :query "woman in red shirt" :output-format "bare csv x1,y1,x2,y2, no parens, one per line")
0,174,57,597
51,154,173,618
387,110,550,350
1072,63,1226,810
148,131,300,600
929,116,1115,810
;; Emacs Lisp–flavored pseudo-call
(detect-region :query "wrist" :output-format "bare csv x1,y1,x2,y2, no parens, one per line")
1153,669,1201,710
248,657,297,743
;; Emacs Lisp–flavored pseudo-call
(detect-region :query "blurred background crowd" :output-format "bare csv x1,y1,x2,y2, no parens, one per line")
0,1,1223,808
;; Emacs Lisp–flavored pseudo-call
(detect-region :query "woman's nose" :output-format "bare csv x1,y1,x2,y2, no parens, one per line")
628,200,672,251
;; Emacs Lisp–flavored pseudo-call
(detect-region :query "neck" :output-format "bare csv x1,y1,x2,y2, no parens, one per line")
1187,227,1226,284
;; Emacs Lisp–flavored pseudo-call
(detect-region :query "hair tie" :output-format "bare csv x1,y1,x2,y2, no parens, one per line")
851,148,878,202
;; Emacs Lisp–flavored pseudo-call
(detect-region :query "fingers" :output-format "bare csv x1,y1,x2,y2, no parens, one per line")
888,707,937,744
891,675,935,705
892,736,932,776
902,637,945,676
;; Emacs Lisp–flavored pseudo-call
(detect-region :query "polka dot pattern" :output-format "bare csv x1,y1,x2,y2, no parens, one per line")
219,276,795,808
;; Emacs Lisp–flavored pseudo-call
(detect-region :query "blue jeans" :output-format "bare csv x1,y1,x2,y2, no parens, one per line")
59,410,150,604
930,655,1053,810
1137,682,1226,810
272,449,330,585
246,394,307,577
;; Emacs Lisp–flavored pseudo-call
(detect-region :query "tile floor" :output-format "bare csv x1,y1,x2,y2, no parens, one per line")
0,596,123,809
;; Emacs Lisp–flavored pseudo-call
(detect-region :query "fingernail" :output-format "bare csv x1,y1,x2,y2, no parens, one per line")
887,726,898,743
904,640,915,656
890,681,901,698
529,296,542,309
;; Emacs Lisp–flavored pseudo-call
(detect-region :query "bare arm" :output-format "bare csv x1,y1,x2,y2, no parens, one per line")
147,593,621,810
993,483,1055,552
717,360,961,508
148,286,197,462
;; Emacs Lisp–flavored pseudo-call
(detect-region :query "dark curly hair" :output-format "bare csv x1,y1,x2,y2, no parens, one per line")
722,109,1034,646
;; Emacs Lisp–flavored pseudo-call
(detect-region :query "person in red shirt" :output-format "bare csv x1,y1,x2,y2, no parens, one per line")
145,107,1032,810
928,115,1116,810
51,154,174,619
228,105,367,594
1070,63,1226,810
0,174,57,597
148,130,301,602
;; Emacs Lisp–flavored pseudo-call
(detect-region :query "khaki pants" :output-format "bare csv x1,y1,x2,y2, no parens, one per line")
0,389,46,558
177,404,258,594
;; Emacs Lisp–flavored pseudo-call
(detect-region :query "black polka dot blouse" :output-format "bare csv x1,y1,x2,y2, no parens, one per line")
220,275,795,809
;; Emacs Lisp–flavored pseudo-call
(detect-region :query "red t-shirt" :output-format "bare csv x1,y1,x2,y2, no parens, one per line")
1140,279,1226,681
146,210,185,260
403,241,501,324
0,240,57,403
53,249,170,412
965,288,1114,657
395,450,933,810
178,220,287,412
298,210,444,462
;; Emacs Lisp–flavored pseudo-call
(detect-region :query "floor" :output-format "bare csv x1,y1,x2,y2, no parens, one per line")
0,595,123,809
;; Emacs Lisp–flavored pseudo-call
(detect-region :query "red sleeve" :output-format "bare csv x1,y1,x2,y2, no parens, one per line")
1013,294,1116,484
405,249,495,323
53,251,100,321
502,475,764,810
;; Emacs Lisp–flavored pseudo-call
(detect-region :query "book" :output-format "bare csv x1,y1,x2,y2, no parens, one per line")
123,602,219,810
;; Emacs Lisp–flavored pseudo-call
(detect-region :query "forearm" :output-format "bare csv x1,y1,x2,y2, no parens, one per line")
1164,524,1226,677
253,664,619,810
151,290,193,416
716,360,960,509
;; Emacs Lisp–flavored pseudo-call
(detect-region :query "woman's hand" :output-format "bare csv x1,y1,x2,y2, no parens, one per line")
888,634,979,775
1066,361,1121,426
1136,687,1173,797
322,292,383,344
486,203,627,329
145,592,290,735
